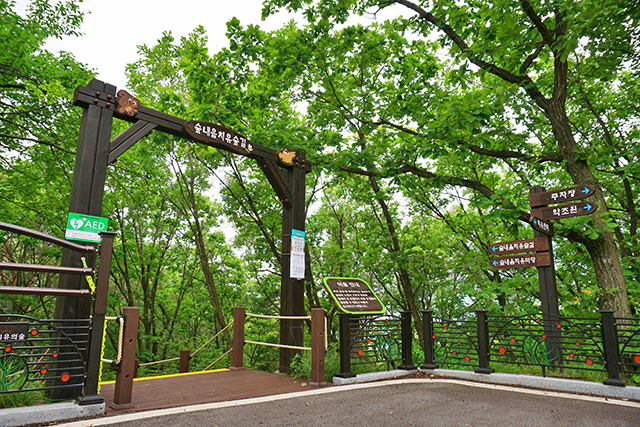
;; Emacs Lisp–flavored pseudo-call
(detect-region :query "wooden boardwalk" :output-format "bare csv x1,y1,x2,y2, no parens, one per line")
98,369,321,414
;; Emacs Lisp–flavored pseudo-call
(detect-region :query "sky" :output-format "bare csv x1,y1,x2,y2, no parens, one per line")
38,0,301,91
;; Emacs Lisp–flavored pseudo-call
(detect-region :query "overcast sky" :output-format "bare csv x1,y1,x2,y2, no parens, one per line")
40,0,301,91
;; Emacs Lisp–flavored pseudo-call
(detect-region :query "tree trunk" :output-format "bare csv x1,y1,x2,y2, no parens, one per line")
367,176,425,348
547,104,632,318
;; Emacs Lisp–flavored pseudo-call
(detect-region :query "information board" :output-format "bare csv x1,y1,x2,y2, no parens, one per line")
323,277,386,314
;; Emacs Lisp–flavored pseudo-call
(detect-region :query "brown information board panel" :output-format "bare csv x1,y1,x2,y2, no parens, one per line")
323,277,386,314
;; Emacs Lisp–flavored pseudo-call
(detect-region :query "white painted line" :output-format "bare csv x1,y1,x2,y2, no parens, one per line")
57,378,640,426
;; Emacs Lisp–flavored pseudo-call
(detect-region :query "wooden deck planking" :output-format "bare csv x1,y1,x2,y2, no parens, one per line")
99,369,320,414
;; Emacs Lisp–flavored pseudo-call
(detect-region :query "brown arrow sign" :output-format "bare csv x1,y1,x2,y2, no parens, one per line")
532,201,598,221
529,185,595,207
530,216,555,236
490,252,551,269
488,237,549,256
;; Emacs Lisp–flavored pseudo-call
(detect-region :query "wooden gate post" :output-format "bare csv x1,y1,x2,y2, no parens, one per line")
231,306,245,370
110,307,140,410
53,79,116,400
310,308,326,386
279,154,307,373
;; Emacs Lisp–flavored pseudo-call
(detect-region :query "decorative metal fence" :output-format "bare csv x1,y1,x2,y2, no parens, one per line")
0,221,117,404
486,313,607,378
0,315,90,394
335,311,415,379
431,315,479,369
616,317,640,378
421,310,640,387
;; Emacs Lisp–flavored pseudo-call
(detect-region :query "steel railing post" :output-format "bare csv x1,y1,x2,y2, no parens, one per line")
599,310,625,387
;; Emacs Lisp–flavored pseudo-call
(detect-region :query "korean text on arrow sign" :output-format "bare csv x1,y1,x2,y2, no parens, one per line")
488,237,549,256
490,252,551,269
530,216,555,236
529,185,595,207
533,201,598,221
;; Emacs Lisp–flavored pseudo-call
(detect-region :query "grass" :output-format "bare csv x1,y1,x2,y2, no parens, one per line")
0,389,50,409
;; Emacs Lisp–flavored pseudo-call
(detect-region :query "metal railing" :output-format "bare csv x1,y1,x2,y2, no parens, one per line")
420,310,640,387
335,311,415,379
0,221,117,404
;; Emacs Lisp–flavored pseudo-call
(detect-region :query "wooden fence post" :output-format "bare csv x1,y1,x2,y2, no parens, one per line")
231,306,245,370
110,307,140,410
179,350,190,373
310,308,326,386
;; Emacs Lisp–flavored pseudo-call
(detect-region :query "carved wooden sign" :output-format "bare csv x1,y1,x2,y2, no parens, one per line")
116,90,141,117
490,252,551,269
530,216,555,236
532,201,598,221
488,237,549,256
529,185,595,207
184,121,254,156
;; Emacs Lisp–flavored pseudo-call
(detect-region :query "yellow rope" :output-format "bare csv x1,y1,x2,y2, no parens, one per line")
82,257,105,392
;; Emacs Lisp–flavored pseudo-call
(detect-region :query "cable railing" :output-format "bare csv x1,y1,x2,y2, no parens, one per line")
136,321,234,371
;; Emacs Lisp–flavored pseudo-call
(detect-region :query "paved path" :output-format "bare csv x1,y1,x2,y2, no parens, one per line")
60,379,639,427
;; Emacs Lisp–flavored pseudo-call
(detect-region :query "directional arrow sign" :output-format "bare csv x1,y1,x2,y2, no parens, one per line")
529,185,595,207
488,237,549,256
529,216,555,236
535,201,598,221
490,252,551,269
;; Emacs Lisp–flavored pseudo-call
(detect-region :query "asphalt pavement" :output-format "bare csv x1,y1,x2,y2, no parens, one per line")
59,379,640,427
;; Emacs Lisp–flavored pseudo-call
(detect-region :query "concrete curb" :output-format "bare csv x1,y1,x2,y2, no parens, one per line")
0,401,105,427
333,369,418,385
335,368,640,401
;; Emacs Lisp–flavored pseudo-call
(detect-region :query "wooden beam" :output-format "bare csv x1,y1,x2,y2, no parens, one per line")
108,120,157,164
256,157,294,209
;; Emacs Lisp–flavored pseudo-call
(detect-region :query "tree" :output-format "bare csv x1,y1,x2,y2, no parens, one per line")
0,0,92,231
258,0,639,317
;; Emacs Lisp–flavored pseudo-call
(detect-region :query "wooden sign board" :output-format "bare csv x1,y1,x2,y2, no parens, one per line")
533,201,598,221
323,277,386,314
529,185,595,207
530,216,554,236
185,121,254,157
488,237,549,256
490,252,551,269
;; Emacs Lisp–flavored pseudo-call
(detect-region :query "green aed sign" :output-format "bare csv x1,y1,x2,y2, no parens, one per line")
323,277,386,315
65,212,109,244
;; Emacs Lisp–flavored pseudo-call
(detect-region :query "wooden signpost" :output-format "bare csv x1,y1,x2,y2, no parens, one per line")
487,184,598,366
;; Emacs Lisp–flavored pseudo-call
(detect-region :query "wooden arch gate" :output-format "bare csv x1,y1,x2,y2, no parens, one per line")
58,79,309,377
